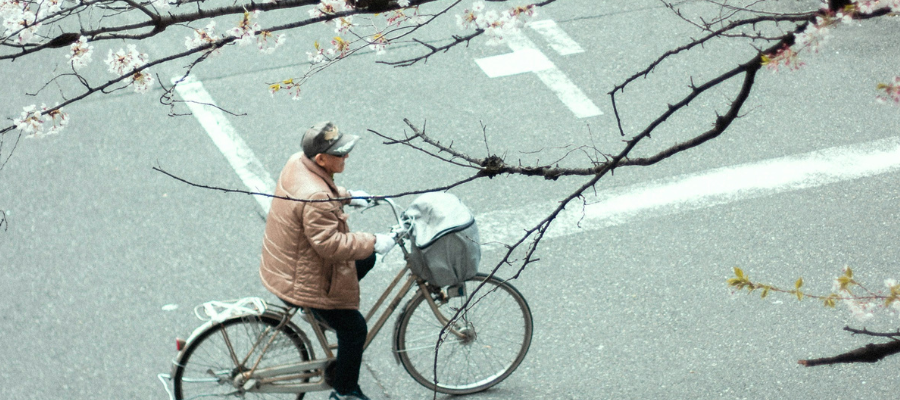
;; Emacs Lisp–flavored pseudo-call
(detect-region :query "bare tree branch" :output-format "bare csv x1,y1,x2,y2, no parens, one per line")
152,165,483,201
799,327,900,366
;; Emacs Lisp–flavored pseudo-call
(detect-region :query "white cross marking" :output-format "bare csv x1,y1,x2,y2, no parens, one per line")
527,20,584,55
474,20,601,119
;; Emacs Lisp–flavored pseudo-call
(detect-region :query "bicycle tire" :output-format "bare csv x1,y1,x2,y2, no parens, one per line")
394,273,533,395
173,313,312,400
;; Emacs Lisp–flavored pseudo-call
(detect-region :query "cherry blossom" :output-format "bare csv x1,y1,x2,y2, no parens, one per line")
386,7,427,26
886,279,900,313
105,44,148,76
105,44,154,93
833,11,854,24
66,35,93,70
385,9,409,26
333,16,353,33
731,265,900,322
14,104,69,136
269,78,302,100
481,10,511,46
454,1,537,45
13,104,43,135
37,0,64,18
3,8,39,44
828,267,900,321
0,0,21,15
509,5,538,19
368,33,388,55
131,70,154,93
855,0,881,13
851,0,900,13
41,105,69,135
331,36,350,57
773,0,900,67
876,76,900,104
407,9,428,26
185,21,221,53
455,1,484,30
762,2,899,107
305,0,356,32
842,298,878,321
256,30,286,54
308,0,353,19
228,10,261,46
794,18,829,53
307,41,329,64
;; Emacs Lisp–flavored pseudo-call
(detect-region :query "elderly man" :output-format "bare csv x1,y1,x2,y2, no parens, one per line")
260,121,394,400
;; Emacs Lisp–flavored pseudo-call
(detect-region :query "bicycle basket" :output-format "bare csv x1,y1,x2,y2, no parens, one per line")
403,192,480,287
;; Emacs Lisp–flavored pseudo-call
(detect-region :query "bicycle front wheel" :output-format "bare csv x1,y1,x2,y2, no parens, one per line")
394,273,533,395
173,313,312,400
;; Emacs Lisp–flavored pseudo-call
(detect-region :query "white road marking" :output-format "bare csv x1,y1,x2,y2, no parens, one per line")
476,48,554,78
533,67,603,120
171,82,900,262
527,20,584,55
474,21,602,119
476,136,900,250
173,77,276,214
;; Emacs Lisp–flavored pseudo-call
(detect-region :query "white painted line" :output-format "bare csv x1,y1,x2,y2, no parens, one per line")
173,77,276,214
534,67,603,119
476,136,900,250
527,20,585,55
474,29,601,118
475,48,554,77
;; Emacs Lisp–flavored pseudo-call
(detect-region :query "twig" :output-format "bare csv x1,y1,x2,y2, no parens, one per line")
152,165,483,202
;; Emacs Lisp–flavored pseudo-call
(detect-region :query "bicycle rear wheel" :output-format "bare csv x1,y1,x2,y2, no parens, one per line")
394,273,533,395
173,313,312,400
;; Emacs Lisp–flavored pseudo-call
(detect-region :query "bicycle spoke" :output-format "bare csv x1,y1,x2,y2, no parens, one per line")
396,274,533,394
173,314,310,400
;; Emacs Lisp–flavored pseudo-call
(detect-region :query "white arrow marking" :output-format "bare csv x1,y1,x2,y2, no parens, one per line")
173,77,276,215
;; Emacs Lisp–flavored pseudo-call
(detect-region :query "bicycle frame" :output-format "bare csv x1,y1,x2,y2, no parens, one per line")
223,228,468,394
172,198,476,396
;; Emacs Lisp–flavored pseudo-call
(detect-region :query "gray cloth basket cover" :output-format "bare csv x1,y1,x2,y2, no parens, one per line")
404,192,480,287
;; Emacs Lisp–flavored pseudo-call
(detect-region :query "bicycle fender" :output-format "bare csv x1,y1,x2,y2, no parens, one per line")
170,312,313,377
390,294,423,365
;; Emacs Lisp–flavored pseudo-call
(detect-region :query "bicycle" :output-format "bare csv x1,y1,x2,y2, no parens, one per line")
168,197,533,399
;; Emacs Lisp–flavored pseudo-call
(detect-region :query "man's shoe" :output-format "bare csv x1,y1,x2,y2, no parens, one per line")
328,388,371,400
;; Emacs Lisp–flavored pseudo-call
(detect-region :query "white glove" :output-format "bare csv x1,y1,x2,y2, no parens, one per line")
373,233,396,255
348,189,371,208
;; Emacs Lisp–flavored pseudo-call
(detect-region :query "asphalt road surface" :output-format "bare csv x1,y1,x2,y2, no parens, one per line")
1,1,899,399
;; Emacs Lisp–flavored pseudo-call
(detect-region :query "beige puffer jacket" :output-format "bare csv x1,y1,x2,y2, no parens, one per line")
259,152,375,310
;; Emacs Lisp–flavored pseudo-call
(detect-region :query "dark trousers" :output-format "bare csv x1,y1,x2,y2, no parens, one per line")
310,252,376,394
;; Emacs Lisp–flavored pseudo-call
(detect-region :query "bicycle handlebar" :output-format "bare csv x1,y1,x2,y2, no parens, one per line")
355,196,411,243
